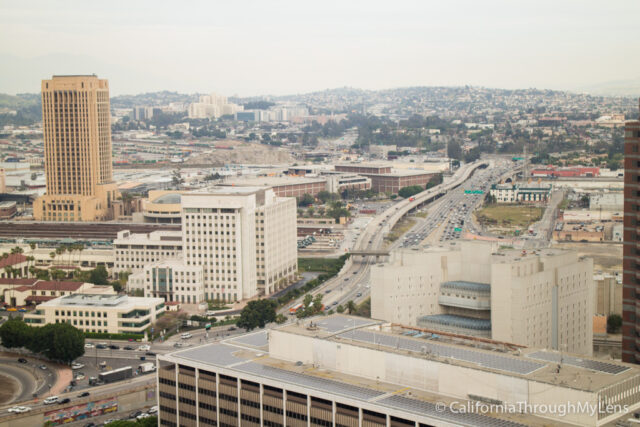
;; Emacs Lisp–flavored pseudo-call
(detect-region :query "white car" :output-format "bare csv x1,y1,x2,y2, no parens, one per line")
75,373,86,380
138,344,151,351
43,396,59,405
137,413,150,419
84,343,94,349
71,362,85,370
181,333,192,340
8,406,31,413
147,405,158,414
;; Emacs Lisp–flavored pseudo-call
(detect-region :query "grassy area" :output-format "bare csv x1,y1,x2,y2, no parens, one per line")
476,204,543,229
412,210,429,218
385,218,417,243
298,257,345,272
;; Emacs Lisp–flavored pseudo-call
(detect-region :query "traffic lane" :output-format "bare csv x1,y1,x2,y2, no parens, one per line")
0,356,59,403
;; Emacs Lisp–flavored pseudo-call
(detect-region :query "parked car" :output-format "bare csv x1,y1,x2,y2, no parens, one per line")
129,410,142,419
39,364,47,370
84,343,94,349
71,362,85,370
75,373,86,380
148,405,158,414
180,332,192,340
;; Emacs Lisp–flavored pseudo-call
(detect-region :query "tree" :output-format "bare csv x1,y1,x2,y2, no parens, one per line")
317,191,338,204
0,318,32,348
607,314,622,334
171,168,184,189
298,193,315,207
89,265,109,286
336,304,345,313
236,299,277,331
398,186,423,199
346,300,356,315
447,140,462,160
31,323,84,363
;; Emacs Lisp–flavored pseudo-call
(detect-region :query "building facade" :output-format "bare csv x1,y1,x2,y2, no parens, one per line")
490,183,552,203
157,315,640,427
371,242,594,355
623,111,640,363
23,293,165,335
182,187,297,301
34,75,119,221
114,230,183,276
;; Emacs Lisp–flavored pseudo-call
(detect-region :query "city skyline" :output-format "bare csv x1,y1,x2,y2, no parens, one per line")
1,0,639,96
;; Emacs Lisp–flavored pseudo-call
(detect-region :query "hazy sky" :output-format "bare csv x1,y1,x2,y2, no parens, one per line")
1,0,639,96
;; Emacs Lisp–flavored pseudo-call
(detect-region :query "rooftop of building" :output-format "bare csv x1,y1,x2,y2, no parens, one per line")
166,314,639,395
33,293,164,309
161,314,640,426
0,253,27,268
440,280,490,293
114,229,183,244
150,193,182,204
224,176,326,186
190,186,268,195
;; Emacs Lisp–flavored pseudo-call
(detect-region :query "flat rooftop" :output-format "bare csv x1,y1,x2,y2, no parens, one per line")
225,176,326,186
161,315,640,427
36,293,163,309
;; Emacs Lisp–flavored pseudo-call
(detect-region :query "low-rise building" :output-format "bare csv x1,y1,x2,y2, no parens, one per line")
157,314,640,427
224,176,327,198
371,241,594,355
141,259,204,305
24,293,165,335
0,278,115,307
490,182,552,203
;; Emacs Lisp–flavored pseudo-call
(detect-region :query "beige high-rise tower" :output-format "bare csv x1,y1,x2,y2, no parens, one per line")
34,75,119,221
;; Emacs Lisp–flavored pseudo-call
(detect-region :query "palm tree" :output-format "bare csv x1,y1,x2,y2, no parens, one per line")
49,251,56,266
3,266,12,279
29,242,36,251
346,300,356,315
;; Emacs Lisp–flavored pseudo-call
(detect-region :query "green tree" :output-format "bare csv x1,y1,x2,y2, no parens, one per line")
236,299,277,331
398,185,423,198
317,191,338,204
336,304,345,313
298,193,315,207
607,314,622,334
0,318,32,348
346,300,356,315
447,140,462,160
29,322,85,363
89,265,109,286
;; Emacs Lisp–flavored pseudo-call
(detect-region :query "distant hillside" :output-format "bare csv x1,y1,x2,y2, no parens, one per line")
110,91,198,108
574,79,640,98
0,93,41,127
0,93,40,109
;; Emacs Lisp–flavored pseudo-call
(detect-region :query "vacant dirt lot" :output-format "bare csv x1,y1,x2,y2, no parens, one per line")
185,139,294,166
552,242,622,273
475,204,543,236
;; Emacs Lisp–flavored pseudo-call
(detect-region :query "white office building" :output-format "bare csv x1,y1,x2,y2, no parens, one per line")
371,241,594,356
114,230,183,276
182,187,297,302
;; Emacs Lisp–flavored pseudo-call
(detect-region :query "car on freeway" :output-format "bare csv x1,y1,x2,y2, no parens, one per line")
145,351,156,356
109,344,120,350
17,358,27,363
8,406,31,413
84,343,94,349
96,343,107,349
43,396,59,405
148,405,158,414
138,344,151,351
71,362,85,370
39,364,47,370
59,398,71,404
137,413,150,419
173,342,183,348
78,391,90,397
123,345,135,350
356,292,362,297
129,410,143,419
181,332,192,339
228,327,237,331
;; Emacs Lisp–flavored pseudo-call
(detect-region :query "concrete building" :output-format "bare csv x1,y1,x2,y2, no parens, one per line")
23,293,165,334
138,259,204,305
0,201,17,219
157,315,640,427
322,172,371,194
490,183,552,203
623,109,640,364
182,187,297,301
371,242,594,355
0,279,115,307
34,75,119,222
224,176,328,198
137,190,183,224
114,229,183,276
594,273,622,317
334,164,435,194
590,191,623,211
188,93,241,119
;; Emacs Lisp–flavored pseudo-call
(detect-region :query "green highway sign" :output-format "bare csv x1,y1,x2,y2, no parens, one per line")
464,190,484,195
454,227,462,232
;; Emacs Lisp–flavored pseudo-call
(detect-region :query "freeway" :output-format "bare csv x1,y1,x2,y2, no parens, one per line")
282,159,503,313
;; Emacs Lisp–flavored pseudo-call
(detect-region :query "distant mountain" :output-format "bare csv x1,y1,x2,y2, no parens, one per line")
573,79,640,98
110,92,198,108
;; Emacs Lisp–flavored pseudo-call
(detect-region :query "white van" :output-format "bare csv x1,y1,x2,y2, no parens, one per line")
43,396,59,405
